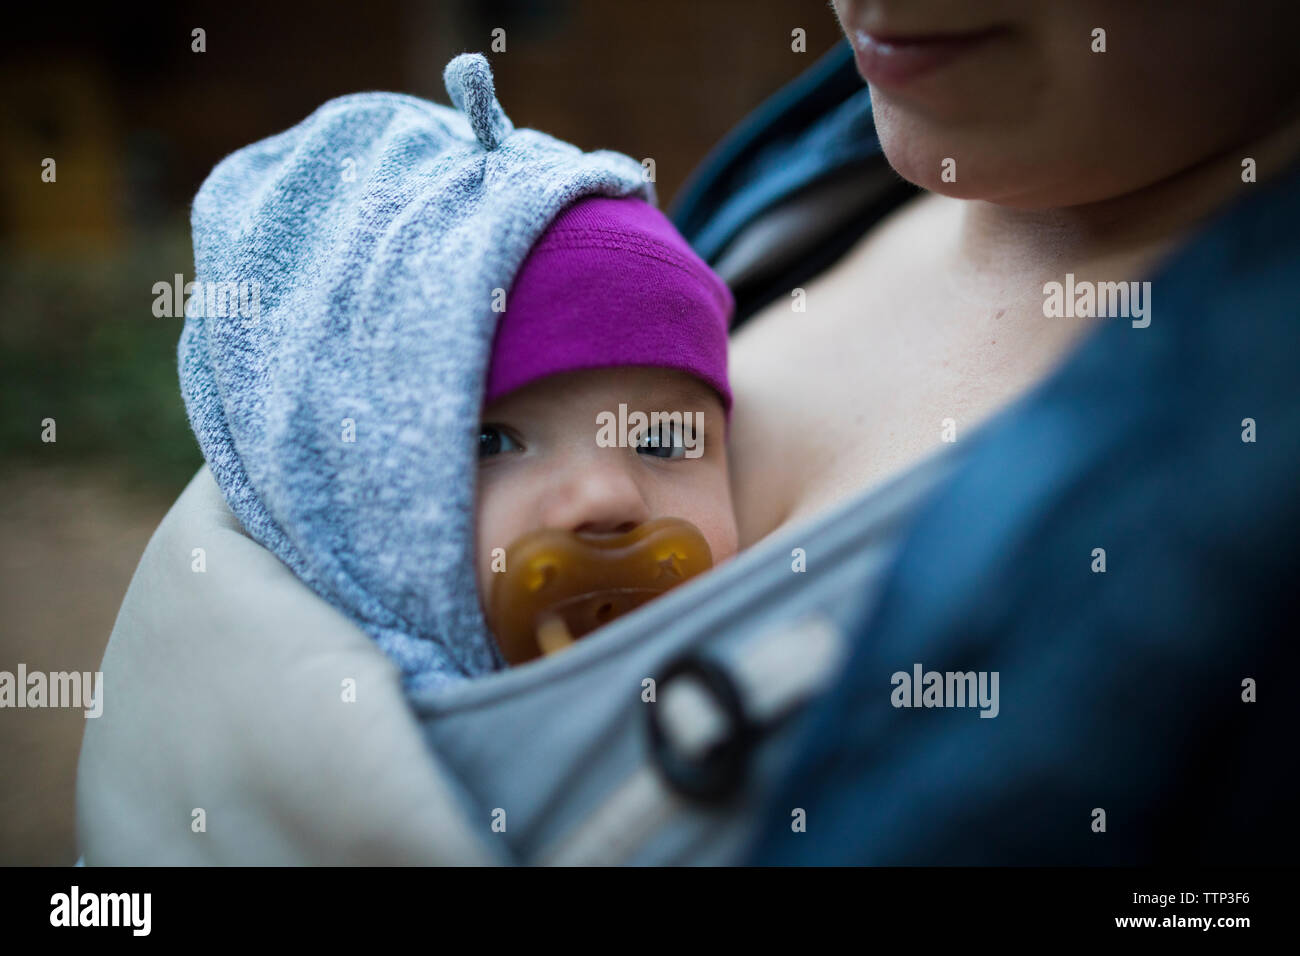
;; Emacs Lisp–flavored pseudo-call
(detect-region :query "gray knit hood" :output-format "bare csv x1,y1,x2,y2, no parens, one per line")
179,53,652,692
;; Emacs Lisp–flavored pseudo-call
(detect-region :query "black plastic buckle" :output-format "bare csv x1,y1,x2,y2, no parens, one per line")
646,653,756,805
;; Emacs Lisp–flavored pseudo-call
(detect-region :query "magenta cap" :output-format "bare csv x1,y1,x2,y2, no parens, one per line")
484,196,734,415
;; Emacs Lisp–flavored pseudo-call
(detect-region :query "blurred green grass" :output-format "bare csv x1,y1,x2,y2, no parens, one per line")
0,223,203,496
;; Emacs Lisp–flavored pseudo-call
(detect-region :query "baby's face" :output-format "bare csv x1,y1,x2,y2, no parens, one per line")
474,366,738,621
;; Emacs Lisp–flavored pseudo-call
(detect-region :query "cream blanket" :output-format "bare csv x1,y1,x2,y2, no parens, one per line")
76,467,500,865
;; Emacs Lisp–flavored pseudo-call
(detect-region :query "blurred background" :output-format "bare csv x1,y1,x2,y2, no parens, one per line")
0,1,843,863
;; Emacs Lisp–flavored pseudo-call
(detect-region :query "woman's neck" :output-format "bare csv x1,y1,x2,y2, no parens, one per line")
953,108,1300,279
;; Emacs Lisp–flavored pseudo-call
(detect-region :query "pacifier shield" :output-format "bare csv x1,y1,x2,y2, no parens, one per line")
487,517,713,664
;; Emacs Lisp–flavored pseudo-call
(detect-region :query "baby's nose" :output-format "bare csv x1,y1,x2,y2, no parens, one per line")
541,459,651,536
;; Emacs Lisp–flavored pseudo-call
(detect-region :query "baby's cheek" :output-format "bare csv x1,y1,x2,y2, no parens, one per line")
474,466,532,611
699,508,740,565
700,454,740,563
673,471,739,565
473,478,503,610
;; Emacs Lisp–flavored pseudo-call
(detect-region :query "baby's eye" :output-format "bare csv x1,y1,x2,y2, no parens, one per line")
479,424,522,459
635,422,686,460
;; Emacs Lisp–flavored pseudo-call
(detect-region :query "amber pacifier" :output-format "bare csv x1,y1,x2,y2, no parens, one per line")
487,517,713,665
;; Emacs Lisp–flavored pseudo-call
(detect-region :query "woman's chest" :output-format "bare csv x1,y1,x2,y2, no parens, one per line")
724,212,1087,545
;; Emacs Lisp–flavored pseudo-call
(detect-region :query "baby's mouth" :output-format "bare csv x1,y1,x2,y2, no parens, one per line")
487,518,713,664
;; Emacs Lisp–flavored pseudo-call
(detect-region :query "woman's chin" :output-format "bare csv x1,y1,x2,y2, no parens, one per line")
878,136,1085,208
876,142,999,201
873,107,1074,206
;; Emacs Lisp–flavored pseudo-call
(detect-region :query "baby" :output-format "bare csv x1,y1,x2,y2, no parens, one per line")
179,53,732,689
473,197,738,663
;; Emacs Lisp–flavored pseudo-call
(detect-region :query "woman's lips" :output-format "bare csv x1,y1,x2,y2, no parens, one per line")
850,27,1004,87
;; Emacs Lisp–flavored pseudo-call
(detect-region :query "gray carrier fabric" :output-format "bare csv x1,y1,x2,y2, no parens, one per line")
407,442,965,864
